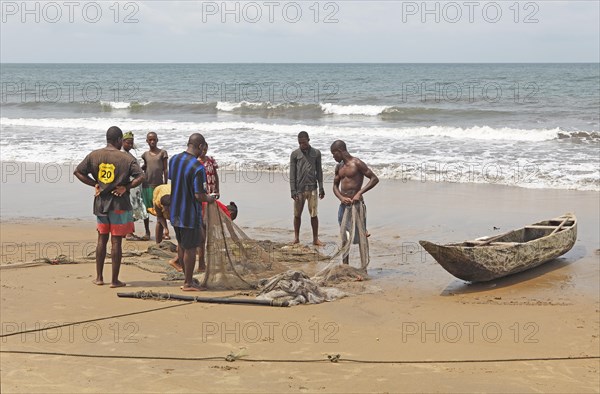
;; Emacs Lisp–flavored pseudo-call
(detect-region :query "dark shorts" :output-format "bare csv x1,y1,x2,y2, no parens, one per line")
174,227,201,249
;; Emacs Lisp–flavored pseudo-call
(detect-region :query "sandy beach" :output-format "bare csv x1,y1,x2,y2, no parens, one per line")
1,167,599,393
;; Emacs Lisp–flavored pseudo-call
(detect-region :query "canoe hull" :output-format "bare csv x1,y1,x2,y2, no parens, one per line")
419,215,577,282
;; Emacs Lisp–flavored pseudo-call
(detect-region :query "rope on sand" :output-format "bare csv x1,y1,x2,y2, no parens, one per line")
0,302,194,338
0,255,83,270
1,349,598,364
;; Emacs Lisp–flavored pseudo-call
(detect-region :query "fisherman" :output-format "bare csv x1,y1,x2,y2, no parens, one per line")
147,182,237,273
168,133,215,291
330,140,379,265
147,183,172,244
121,131,150,241
74,126,144,287
289,131,325,246
141,131,169,241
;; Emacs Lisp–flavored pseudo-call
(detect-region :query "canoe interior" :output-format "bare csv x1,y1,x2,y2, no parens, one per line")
450,218,576,247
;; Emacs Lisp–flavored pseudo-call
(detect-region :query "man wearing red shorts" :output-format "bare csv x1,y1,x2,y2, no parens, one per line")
74,126,144,288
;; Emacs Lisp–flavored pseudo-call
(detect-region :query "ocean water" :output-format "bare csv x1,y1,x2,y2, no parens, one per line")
1,63,598,190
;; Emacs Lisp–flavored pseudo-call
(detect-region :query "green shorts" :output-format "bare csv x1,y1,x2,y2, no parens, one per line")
141,186,155,211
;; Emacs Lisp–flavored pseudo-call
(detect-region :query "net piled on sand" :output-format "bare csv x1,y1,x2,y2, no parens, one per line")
256,270,346,306
256,204,370,305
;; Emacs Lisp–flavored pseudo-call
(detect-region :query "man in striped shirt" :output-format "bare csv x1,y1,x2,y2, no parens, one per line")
169,133,215,291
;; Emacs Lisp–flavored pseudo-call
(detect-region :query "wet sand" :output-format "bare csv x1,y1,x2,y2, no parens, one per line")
1,167,599,392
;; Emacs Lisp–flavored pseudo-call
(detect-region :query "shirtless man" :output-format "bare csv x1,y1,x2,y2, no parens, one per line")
330,140,379,265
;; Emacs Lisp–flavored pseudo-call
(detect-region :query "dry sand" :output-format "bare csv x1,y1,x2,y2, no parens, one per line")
1,169,599,393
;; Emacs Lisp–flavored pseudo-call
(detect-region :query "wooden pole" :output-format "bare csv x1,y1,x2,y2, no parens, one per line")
550,216,571,235
117,292,290,307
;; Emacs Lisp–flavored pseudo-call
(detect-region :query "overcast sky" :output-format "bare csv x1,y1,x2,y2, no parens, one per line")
1,0,599,62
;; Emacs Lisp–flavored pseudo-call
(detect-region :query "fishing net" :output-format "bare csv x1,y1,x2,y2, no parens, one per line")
312,202,370,284
200,201,371,300
201,203,298,290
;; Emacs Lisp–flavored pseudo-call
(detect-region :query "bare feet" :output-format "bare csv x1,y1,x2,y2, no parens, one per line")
92,279,104,286
140,234,150,241
110,281,127,288
168,258,183,272
181,284,205,292
313,239,325,247
292,239,300,244
163,233,171,240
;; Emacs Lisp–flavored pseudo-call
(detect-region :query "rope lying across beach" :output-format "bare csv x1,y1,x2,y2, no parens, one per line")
0,302,194,338
1,349,598,364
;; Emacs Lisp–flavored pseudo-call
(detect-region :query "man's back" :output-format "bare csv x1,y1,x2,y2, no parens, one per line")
169,151,206,229
76,147,141,215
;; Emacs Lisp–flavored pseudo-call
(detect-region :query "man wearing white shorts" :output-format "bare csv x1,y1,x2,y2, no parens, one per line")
290,131,325,246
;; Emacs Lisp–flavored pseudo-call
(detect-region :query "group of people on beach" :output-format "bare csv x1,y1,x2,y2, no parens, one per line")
74,127,378,291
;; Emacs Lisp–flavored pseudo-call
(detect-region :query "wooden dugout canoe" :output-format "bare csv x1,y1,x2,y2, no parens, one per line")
419,213,577,282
